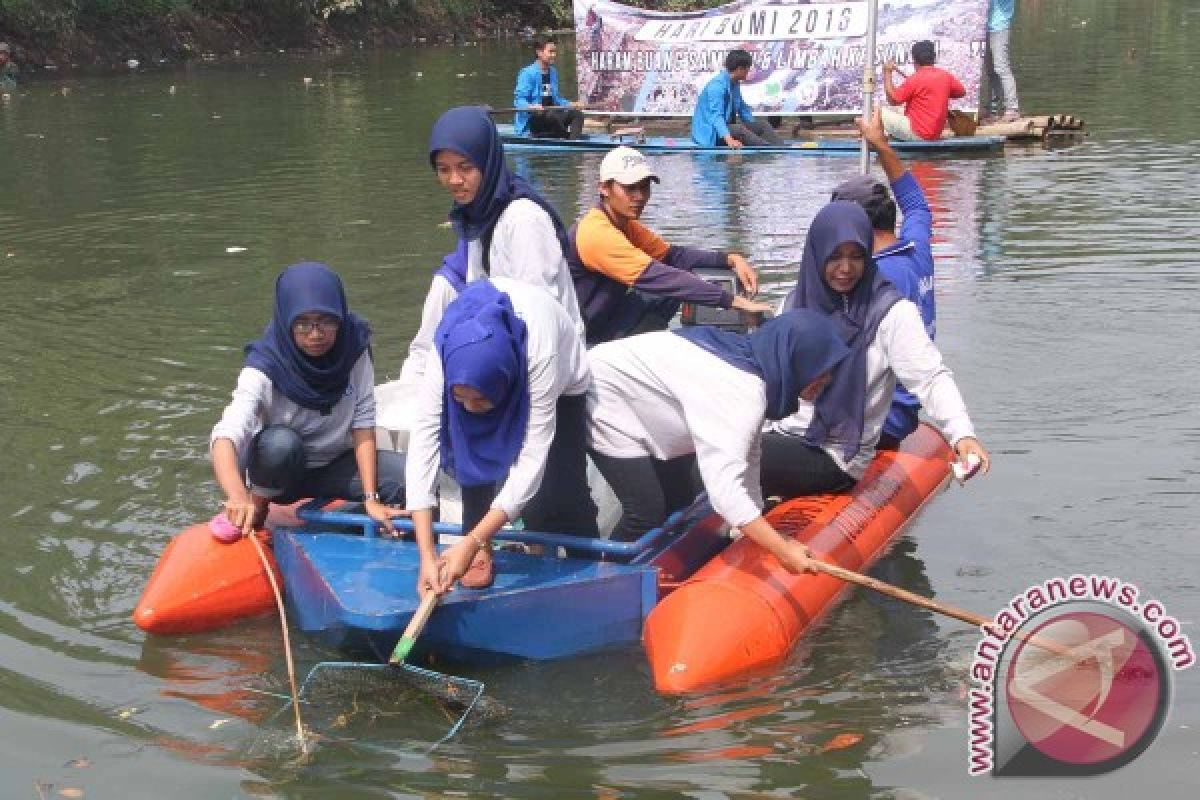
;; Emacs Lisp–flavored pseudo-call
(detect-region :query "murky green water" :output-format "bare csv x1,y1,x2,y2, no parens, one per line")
2,1,1199,796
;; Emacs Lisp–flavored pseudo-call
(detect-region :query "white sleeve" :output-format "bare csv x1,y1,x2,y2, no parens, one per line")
491,202,566,300
210,368,271,458
492,352,559,520
880,301,976,445
745,430,764,513
351,353,376,429
684,398,765,528
404,346,446,512
397,277,457,387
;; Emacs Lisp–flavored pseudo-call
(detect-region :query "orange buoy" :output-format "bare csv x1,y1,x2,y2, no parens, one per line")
133,521,279,635
643,424,953,693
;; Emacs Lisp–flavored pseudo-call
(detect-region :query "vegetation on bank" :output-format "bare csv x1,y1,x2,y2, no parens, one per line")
0,1,737,66
0,1,564,65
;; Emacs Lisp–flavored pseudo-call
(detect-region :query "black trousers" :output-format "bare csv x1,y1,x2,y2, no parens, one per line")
529,107,585,140
728,119,784,146
759,432,854,498
460,394,598,536
585,291,679,347
589,452,702,542
246,424,406,505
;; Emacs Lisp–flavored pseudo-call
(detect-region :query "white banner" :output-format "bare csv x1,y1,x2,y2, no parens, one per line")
575,0,989,116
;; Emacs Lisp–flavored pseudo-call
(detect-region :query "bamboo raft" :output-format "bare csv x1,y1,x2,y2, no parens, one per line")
974,114,1086,141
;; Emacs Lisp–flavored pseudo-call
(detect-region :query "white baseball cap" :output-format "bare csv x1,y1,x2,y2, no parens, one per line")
599,146,660,185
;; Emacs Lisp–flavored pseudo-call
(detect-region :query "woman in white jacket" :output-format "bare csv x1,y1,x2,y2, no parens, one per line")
761,201,990,496
210,262,407,538
407,278,594,594
587,310,849,574
397,106,584,387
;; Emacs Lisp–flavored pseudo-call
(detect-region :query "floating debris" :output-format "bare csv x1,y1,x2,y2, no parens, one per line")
209,718,232,730
63,758,91,769
225,246,247,254
820,732,864,752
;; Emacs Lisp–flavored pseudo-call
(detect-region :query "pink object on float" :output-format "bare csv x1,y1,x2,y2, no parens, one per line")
208,513,242,544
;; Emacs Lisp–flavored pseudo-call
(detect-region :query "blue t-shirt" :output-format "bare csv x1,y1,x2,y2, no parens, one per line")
875,172,935,410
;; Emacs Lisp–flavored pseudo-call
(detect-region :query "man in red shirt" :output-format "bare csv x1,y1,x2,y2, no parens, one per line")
881,40,965,141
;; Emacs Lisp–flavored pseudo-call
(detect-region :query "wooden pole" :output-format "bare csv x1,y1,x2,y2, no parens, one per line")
809,559,1082,660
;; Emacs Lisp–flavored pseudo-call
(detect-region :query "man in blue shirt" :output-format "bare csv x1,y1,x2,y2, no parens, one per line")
514,38,584,139
985,0,1020,121
831,108,936,448
691,50,783,148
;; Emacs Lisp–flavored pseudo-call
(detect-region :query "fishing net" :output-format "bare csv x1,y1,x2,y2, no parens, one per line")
267,661,506,750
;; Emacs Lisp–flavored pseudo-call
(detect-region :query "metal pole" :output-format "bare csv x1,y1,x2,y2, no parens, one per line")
860,0,879,174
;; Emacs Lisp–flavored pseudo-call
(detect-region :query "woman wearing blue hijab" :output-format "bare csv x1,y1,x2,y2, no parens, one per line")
762,201,990,496
210,262,407,538
395,106,584,390
587,311,849,574
406,277,594,594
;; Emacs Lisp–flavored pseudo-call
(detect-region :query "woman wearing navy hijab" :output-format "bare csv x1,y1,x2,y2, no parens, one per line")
396,106,584,389
762,201,990,496
211,262,407,537
587,310,849,574
406,277,593,594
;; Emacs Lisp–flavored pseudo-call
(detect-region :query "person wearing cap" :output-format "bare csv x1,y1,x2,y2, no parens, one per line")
690,49,783,148
0,43,17,94
513,37,585,140
881,41,965,141
832,108,937,448
568,146,773,345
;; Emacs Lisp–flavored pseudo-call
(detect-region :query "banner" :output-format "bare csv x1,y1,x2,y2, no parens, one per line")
574,0,988,116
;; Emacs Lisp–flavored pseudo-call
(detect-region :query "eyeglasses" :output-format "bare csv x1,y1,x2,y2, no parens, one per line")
292,318,340,335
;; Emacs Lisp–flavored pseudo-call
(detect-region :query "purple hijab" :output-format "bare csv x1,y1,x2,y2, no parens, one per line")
434,280,530,487
674,310,850,421
785,201,903,459
244,262,372,413
428,106,571,262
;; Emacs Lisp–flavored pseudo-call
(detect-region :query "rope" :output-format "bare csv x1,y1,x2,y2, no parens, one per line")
248,531,309,753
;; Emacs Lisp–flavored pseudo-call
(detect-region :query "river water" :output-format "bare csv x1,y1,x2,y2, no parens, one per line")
2,1,1198,796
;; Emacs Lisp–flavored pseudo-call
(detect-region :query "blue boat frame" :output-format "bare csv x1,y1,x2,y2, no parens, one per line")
495,124,1005,156
273,498,730,663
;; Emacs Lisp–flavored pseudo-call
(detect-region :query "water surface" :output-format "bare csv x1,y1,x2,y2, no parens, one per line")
1,1,1198,796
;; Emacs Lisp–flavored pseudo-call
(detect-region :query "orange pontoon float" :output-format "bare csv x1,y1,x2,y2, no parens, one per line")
643,424,953,693
132,504,308,634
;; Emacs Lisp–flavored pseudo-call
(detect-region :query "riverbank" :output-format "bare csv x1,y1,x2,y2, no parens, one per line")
0,1,567,73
